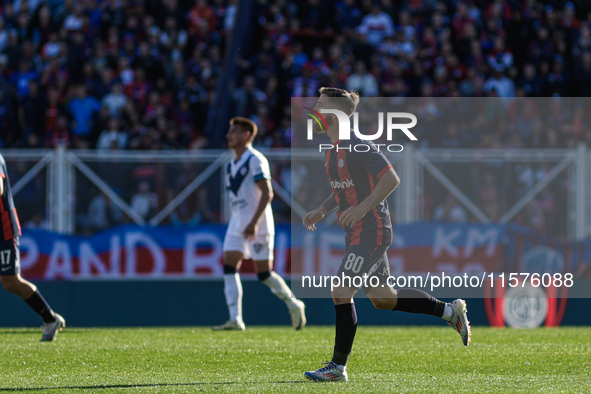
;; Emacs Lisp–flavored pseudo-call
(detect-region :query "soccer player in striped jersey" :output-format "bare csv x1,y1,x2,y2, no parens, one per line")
0,153,65,341
212,117,306,331
302,88,470,382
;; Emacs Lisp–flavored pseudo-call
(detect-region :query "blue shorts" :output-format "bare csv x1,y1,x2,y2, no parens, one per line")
337,243,391,291
0,237,20,276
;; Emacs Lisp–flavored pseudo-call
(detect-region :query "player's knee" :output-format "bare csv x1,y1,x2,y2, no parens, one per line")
223,265,237,274
257,271,270,281
371,297,395,310
332,287,356,304
332,297,354,305
1,275,21,294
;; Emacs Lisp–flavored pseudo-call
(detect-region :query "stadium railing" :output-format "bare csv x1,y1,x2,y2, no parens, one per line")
3,144,588,240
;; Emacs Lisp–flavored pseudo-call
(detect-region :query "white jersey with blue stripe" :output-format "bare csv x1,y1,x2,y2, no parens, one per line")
226,147,274,236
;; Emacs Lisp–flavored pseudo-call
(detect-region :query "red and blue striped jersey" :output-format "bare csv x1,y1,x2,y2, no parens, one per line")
0,154,22,240
325,135,393,247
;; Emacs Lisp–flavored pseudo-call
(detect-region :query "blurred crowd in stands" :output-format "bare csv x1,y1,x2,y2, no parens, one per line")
1,0,591,150
0,0,232,149
244,0,591,149
1,0,588,238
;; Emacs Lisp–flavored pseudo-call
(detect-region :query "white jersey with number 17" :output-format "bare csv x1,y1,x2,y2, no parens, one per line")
226,147,274,236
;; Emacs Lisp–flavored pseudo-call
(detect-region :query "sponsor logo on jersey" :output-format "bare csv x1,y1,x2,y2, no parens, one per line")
253,243,264,253
330,179,354,189
230,199,248,209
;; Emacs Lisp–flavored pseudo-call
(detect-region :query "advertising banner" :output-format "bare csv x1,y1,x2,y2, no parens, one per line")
20,222,505,280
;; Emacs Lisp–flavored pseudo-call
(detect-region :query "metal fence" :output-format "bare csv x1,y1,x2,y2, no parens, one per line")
2,145,588,240
409,146,585,240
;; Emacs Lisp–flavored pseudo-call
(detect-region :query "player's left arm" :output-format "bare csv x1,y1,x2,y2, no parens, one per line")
243,178,273,240
0,177,4,196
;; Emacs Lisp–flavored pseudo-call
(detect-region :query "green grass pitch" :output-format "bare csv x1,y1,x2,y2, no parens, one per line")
0,326,589,393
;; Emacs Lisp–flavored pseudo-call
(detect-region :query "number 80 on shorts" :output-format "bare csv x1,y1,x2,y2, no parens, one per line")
343,253,364,273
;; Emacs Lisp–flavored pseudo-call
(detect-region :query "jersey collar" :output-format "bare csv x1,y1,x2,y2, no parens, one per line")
233,147,253,165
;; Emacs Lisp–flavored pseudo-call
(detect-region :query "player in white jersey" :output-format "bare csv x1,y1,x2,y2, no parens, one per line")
213,117,306,331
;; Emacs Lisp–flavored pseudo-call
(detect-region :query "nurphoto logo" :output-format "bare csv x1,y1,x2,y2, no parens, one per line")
304,108,419,152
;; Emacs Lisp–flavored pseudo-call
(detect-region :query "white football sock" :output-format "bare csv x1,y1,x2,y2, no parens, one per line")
442,304,452,321
262,271,298,309
224,273,243,323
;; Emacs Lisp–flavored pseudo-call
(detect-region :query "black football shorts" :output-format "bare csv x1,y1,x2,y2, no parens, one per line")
337,242,391,293
0,237,20,276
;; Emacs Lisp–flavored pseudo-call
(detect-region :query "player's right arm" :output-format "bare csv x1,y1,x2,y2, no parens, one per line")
303,193,337,231
0,176,4,196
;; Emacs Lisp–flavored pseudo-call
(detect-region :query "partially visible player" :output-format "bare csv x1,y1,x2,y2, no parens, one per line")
213,117,306,331
0,153,65,341
302,88,470,382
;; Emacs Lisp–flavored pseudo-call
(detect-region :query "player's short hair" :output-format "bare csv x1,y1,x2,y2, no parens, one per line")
318,87,360,116
230,117,258,142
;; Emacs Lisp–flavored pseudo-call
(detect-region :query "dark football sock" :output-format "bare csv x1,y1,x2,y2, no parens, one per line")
25,290,56,323
332,303,357,366
392,289,446,318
